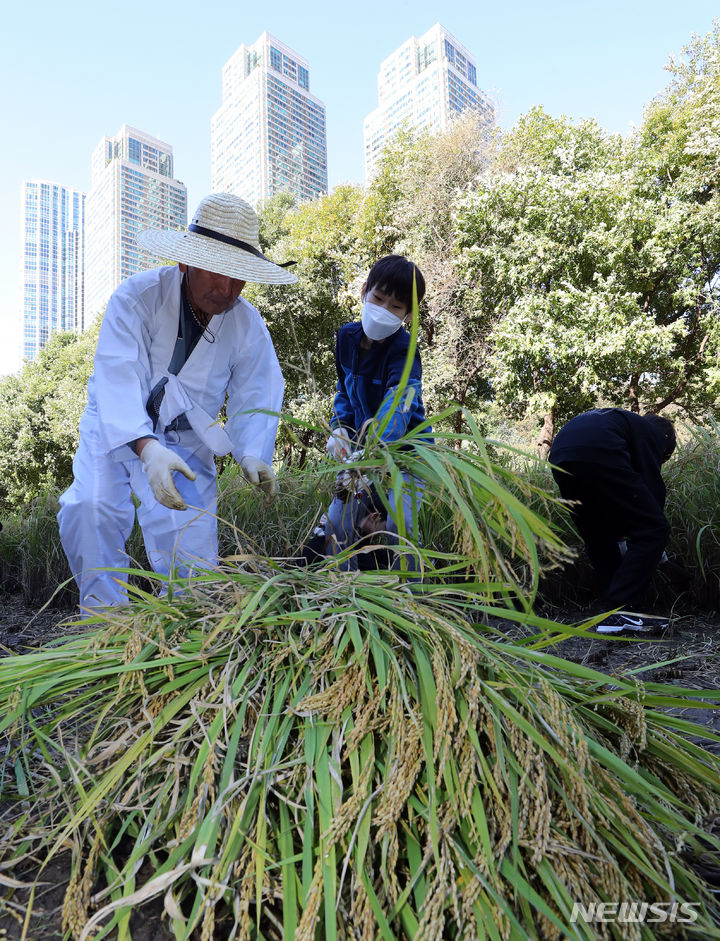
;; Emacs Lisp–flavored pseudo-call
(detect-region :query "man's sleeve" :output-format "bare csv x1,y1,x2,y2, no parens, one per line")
226,313,285,467
93,283,156,460
628,427,667,507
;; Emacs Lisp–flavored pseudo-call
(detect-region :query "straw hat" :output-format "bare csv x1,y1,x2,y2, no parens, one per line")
137,192,298,285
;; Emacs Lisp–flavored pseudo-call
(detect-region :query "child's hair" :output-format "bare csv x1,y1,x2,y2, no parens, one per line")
365,255,426,310
355,484,384,521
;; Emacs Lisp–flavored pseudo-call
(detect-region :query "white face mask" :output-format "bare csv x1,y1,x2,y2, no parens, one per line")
361,301,403,341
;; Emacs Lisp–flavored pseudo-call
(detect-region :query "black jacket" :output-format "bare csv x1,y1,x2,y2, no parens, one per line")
549,409,668,507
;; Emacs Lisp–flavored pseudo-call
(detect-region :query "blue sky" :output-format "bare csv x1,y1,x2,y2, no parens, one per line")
1,0,716,375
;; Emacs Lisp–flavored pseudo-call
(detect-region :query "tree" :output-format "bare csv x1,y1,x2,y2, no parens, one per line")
359,117,496,428
0,325,98,512
455,72,720,453
246,187,366,461
629,22,720,415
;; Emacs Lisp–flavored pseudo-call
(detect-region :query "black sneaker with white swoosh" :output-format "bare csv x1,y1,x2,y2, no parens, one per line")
595,613,669,634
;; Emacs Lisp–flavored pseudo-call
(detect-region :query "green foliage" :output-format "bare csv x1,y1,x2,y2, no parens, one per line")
456,110,695,435
215,456,335,558
454,24,720,439
248,188,365,404
9,414,720,613
0,326,98,513
663,419,720,607
356,125,421,259
246,190,368,461
360,118,495,423
631,22,720,414
0,493,72,605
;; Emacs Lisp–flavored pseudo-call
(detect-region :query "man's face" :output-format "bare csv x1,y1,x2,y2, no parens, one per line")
180,264,246,317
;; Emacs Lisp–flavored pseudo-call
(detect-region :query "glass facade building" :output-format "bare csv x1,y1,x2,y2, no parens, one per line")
85,126,187,322
21,181,85,361
363,23,494,180
211,32,327,207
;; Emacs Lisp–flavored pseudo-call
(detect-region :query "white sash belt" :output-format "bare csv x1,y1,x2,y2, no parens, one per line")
155,374,233,456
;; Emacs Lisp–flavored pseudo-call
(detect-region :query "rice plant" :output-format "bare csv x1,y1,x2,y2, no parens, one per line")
1,423,720,940
5,416,720,612
663,420,720,608
215,458,334,561
0,493,74,606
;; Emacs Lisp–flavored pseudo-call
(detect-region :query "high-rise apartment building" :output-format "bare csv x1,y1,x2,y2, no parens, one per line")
85,125,187,321
363,23,494,180
211,32,328,207
21,180,85,361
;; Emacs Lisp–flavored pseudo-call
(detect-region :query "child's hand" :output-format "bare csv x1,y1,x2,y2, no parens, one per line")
336,469,354,493
336,467,372,494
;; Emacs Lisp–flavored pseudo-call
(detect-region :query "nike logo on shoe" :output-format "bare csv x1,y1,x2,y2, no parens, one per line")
595,613,668,634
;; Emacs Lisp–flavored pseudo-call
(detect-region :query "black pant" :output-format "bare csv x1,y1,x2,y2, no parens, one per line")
552,460,669,609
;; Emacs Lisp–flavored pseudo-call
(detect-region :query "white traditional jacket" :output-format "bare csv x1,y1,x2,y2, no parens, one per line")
82,265,284,466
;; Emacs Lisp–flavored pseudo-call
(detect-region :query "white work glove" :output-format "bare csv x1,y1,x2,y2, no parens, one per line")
240,456,278,507
140,439,197,510
336,468,354,491
336,449,370,494
326,427,353,461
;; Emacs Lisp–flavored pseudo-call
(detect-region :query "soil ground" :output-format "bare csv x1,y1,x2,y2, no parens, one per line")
1,591,719,939
545,611,720,749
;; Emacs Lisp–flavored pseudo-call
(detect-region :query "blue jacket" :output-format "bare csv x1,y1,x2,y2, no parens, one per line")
331,322,430,444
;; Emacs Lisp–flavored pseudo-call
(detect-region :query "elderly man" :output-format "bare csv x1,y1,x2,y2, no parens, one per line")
58,193,296,611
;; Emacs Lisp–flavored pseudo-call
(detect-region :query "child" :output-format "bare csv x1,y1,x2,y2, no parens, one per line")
299,484,391,570
324,254,430,571
549,408,676,633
